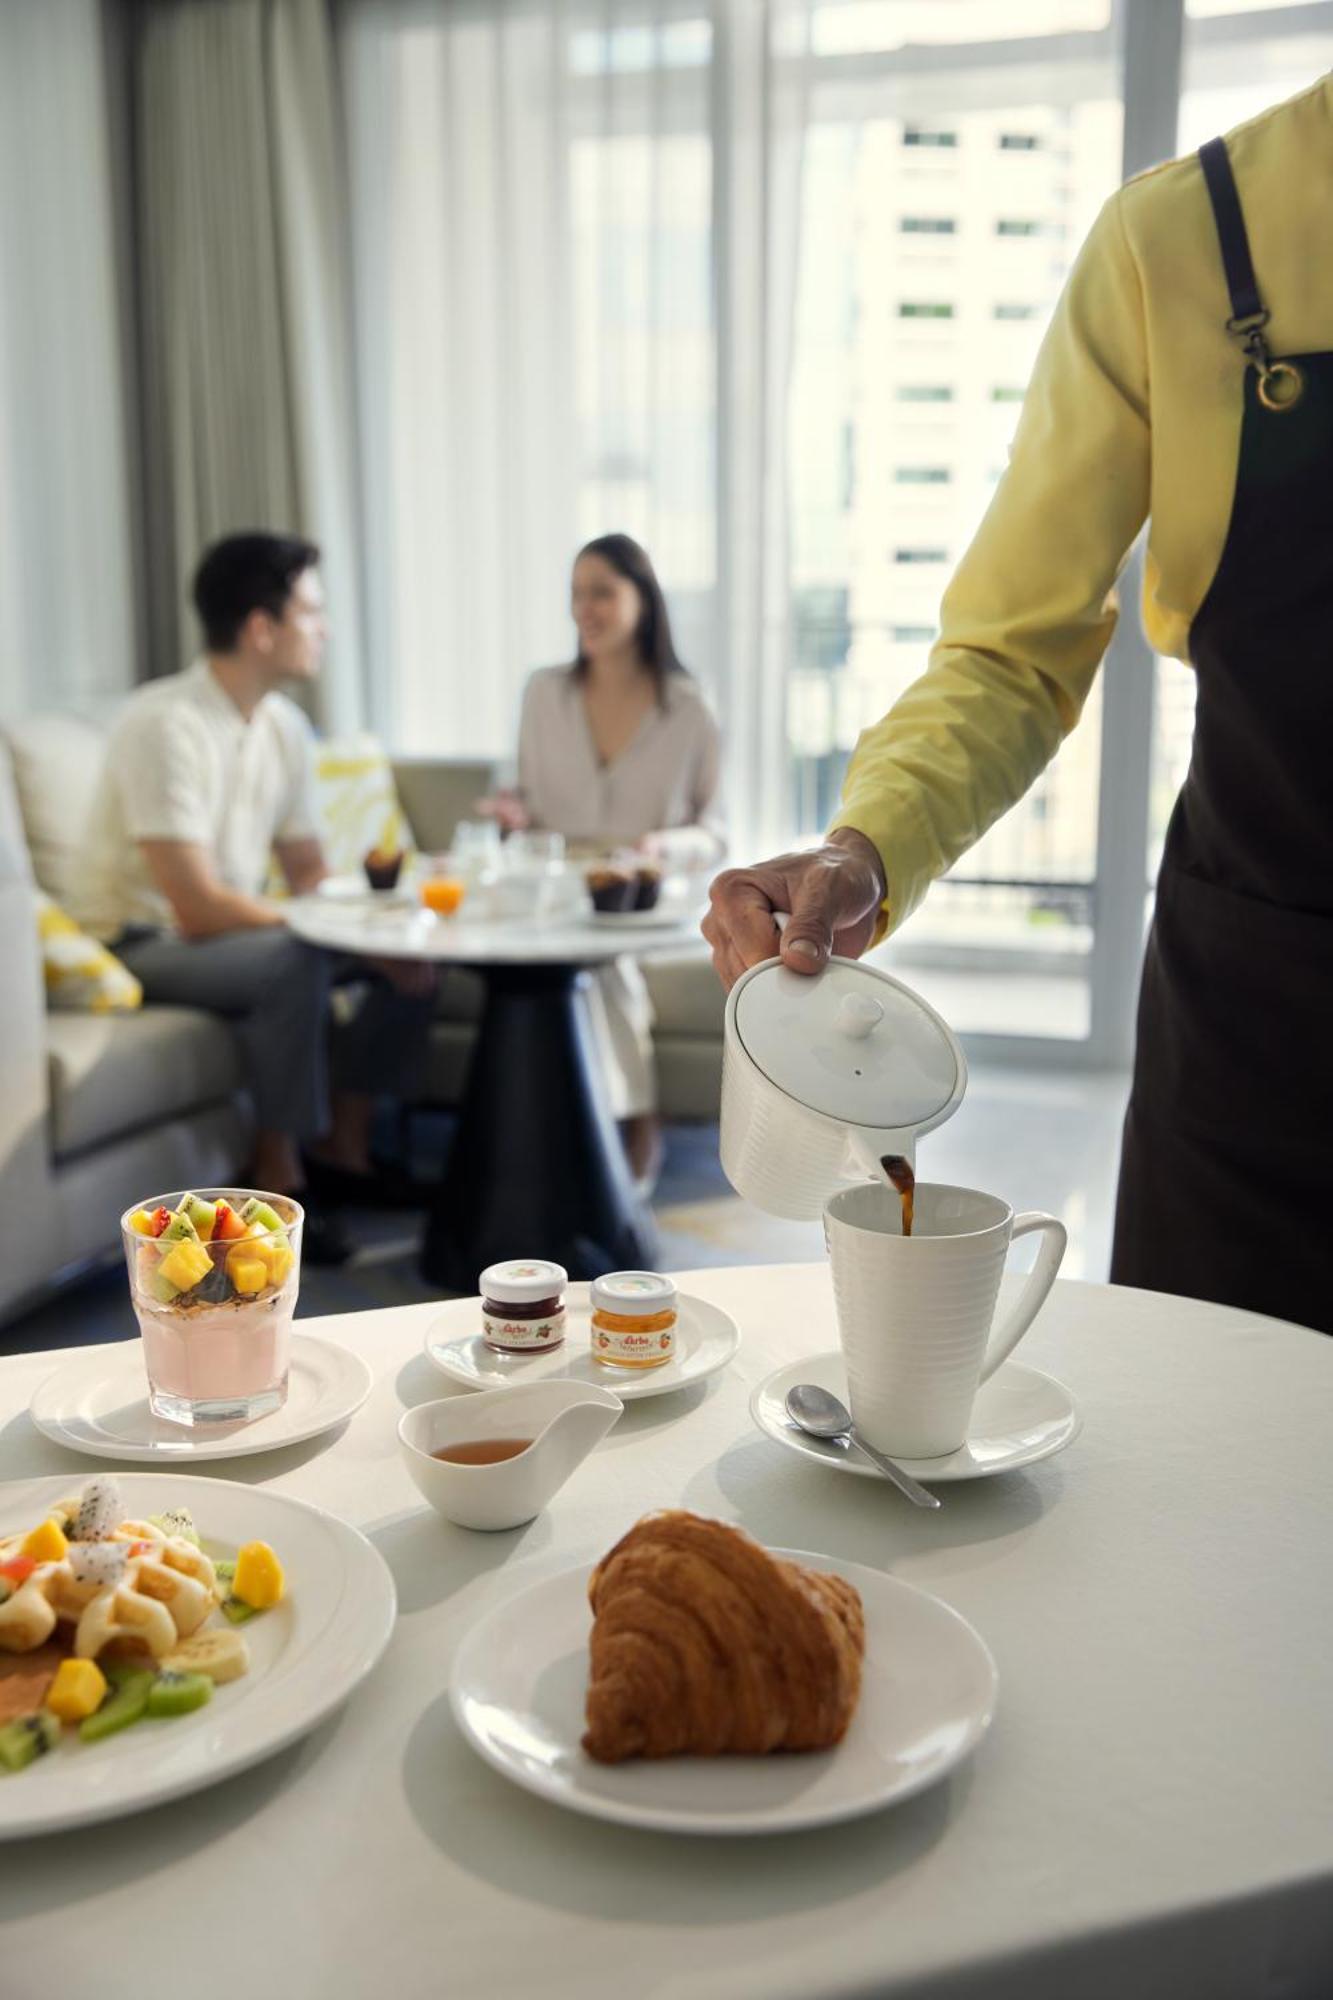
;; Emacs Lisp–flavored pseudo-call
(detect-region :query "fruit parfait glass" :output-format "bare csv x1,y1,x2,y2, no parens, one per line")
122,1189,303,1426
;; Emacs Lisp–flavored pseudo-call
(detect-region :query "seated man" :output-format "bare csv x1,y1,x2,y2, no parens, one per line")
75,532,436,1263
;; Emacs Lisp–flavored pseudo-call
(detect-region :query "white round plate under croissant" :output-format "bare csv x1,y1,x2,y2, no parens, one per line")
424,1290,740,1401
0,1473,395,1840
29,1335,373,1463
751,1351,1081,1482
450,1550,998,1834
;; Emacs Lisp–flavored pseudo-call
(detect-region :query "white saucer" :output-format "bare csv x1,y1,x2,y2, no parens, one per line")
451,1549,997,1835
751,1351,1080,1482
30,1334,374,1463
424,1290,739,1402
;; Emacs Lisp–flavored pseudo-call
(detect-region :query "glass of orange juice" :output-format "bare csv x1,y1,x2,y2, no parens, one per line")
421,866,465,916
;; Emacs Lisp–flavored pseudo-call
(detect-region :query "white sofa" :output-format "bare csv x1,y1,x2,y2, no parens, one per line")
0,715,725,1329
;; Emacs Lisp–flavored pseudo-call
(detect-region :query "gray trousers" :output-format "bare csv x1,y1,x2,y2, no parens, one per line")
115,927,435,1142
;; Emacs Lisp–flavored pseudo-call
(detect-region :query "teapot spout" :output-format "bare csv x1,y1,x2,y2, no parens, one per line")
845,1127,917,1183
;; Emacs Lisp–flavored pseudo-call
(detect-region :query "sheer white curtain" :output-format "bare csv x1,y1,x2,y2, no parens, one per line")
340,0,811,815
0,0,138,712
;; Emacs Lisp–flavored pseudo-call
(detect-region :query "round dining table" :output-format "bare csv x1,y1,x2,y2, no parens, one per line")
3,1266,1333,1999
285,891,702,1290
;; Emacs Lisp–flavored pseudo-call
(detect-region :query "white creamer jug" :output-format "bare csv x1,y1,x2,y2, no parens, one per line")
720,956,966,1219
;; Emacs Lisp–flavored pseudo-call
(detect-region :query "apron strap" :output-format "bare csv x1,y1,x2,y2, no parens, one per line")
1198,137,1265,328
1198,136,1303,410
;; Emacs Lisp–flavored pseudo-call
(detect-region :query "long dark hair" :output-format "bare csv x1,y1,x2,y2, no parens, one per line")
571,533,686,703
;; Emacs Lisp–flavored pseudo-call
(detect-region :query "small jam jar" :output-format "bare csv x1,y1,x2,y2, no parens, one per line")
590,1272,678,1370
480,1260,568,1354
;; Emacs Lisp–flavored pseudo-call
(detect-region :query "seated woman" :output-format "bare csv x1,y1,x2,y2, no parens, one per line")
486,533,723,1182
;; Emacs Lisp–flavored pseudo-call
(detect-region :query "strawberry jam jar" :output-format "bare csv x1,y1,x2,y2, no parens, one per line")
480,1260,569,1353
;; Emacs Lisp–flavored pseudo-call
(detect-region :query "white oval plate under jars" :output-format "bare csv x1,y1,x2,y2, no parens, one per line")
424,1289,740,1402
0,1473,396,1841
450,1549,998,1835
751,1349,1081,1483
29,1336,374,1463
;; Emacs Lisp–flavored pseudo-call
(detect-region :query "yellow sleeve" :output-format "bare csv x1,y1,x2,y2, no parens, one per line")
829,187,1152,937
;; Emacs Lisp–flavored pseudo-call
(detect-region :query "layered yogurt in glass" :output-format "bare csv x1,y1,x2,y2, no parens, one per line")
122,1189,303,1426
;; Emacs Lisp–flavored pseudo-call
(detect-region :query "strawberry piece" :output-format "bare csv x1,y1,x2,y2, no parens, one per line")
148,1206,172,1238
0,1557,38,1584
212,1201,247,1243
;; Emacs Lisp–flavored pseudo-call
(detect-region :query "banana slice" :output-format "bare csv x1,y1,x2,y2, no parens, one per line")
162,1627,251,1685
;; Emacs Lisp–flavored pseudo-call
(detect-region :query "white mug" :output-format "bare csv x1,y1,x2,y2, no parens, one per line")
824,1182,1067,1459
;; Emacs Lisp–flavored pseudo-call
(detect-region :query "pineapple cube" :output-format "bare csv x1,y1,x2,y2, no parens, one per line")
265,1244,295,1286
158,1238,213,1294
20,1518,69,1564
243,1234,294,1286
233,1541,285,1610
47,1658,109,1724
227,1252,270,1296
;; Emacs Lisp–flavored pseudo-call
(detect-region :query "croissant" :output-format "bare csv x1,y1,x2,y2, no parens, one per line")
582,1511,864,1764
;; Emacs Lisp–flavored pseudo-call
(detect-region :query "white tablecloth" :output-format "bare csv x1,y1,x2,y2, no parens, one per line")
2,1268,1333,2000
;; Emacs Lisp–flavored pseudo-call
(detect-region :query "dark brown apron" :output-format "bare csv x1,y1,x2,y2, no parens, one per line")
1110,136,1333,1333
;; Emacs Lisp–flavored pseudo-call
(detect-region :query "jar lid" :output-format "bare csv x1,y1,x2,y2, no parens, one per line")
591,1271,677,1316
480,1259,568,1304
731,958,963,1132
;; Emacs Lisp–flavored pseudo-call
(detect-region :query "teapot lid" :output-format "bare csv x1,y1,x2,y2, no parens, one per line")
731,956,963,1132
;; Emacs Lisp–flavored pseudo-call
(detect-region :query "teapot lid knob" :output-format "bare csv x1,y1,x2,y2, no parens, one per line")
834,992,884,1041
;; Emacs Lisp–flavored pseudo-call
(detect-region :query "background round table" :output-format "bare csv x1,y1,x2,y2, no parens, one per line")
286,894,705,1288
5,1269,1333,1999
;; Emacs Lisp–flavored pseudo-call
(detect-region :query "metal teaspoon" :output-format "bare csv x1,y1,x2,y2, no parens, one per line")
785,1383,942,1509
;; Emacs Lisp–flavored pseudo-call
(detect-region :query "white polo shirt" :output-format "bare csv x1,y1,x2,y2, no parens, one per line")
74,661,322,940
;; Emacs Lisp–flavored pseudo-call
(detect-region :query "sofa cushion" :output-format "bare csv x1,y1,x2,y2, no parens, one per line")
5,713,106,906
37,891,142,1013
47,1005,244,1159
641,947,724,1038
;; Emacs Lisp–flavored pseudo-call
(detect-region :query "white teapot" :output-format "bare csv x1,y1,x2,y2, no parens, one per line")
720,955,966,1220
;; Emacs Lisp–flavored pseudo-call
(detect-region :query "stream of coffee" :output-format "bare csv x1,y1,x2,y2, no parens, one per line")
880,1154,915,1237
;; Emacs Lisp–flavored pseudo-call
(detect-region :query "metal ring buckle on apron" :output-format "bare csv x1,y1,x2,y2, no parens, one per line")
1228,310,1305,413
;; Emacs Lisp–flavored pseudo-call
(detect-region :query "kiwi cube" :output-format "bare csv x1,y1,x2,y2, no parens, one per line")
159,1210,200,1245
148,1267,182,1305
175,1193,218,1241
78,1669,154,1742
146,1670,214,1718
239,1198,285,1238
0,1711,60,1772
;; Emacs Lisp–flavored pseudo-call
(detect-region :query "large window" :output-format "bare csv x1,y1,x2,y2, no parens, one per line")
786,6,1121,1040
342,0,1333,1059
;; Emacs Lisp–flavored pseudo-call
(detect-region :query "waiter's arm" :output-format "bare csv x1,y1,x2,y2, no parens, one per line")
706,188,1154,982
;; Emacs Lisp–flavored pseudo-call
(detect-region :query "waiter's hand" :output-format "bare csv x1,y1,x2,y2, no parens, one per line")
703,828,887,990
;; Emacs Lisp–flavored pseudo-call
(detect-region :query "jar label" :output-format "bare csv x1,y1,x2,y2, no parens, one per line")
593,1322,677,1365
483,1308,567,1351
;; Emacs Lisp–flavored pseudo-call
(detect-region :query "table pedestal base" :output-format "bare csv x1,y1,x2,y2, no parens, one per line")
421,963,660,1290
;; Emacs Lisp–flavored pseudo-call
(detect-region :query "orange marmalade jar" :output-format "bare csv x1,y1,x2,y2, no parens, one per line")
590,1272,677,1370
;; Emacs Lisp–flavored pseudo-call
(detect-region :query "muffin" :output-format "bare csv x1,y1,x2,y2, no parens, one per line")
363,847,405,891
587,866,637,914
632,864,663,912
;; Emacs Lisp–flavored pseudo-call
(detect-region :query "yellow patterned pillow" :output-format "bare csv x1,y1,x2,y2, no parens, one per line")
36,893,142,1012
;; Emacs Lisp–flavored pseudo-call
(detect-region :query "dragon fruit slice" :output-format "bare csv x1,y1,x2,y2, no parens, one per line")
69,1539,129,1590
71,1478,123,1543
